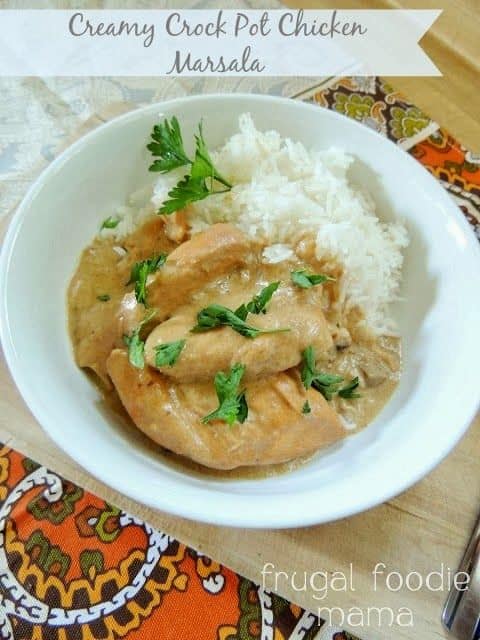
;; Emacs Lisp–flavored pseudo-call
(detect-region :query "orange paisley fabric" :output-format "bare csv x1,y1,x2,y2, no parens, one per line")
0,446,325,640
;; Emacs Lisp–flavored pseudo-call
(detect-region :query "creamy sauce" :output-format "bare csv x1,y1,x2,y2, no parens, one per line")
330,337,400,431
69,218,175,328
68,217,401,477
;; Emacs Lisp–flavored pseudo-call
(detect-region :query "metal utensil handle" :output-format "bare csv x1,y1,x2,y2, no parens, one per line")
443,513,480,639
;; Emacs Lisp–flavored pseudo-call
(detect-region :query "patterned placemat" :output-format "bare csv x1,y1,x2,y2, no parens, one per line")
307,77,479,238
0,78,478,640
0,445,326,640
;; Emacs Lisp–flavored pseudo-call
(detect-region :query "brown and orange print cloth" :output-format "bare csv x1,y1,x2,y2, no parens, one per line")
0,446,329,640
0,78,478,640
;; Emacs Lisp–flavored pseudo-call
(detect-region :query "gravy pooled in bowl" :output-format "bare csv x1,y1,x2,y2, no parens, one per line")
68,218,400,471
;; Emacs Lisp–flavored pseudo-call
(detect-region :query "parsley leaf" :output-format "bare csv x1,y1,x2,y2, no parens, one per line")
233,304,249,322
237,391,249,424
301,346,345,401
147,116,191,173
150,119,232,215
311,373,345,401
123,331,145,369
128,253,167,305
191,122,231,189
291,270,335,289
235,282,280,320
101,216,120,230
338,376,361,399
97,294,110,302
192,304,290,339
301,345,319,390
302,400,311,414
154,339,186,367
123,310,156,369
202,363,248,425
159,175,211,215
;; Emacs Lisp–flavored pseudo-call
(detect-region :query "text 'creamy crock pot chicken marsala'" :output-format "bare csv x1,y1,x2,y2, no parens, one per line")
68,115,405,472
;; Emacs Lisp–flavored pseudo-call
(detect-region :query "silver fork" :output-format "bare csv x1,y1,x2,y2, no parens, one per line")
443,514,480,639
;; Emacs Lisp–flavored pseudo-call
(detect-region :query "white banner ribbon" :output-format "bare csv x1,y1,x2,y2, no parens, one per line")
0,9,442,77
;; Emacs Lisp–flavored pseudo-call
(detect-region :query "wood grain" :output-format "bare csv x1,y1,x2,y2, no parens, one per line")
284,0,480,151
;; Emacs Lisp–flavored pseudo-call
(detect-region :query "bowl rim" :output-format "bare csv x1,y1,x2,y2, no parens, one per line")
1,92,479,529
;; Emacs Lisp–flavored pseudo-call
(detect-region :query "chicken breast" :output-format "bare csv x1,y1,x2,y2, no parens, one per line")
147,223,252,315
107,349,346,470
71,223,251,385
144,292,334,382
70,217,174,387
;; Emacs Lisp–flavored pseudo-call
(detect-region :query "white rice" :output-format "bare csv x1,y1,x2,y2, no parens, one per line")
99,185,156,239
105,113,408,333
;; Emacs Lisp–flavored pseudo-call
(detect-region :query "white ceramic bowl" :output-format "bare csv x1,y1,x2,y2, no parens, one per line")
1,94,479,529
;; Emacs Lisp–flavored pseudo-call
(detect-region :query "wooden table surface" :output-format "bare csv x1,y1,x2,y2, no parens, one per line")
1,4,480,639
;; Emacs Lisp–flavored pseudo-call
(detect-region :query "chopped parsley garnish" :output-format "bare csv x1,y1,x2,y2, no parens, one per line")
202,363,248,426
301,346,360,401
123,310,156,369
235,282,280,320
191,122,231,189
291,270,335,289
338,376,361,399
302,400,311,414
301,345,321,389
123,331,144,369
236,392,249,424
192,304,290,339
311,373,346,401
147,117,232,215
101,216,120,230
96,294,110,302
154,339,186,367
147,116,191,173
128,253,167,305
158,175,211,215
